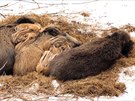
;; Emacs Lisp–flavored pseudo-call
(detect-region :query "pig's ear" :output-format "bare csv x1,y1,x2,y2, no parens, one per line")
41,27,62,36
15,17,35,24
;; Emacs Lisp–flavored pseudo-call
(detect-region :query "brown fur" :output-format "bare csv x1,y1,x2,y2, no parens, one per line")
48,31,134,81
36,36,71,74
13,27,81,75
14,23,42,32
14,17,36,24
0,25,16,75
13,33,52,75
12,23,43,52
36,51,55,74
0,16,41,75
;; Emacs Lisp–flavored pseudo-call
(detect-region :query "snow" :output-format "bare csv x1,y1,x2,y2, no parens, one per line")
93,66,135,101
0,0,135,100
130,32,135,38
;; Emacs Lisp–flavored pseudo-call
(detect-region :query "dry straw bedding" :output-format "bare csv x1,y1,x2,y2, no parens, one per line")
0,14,135,99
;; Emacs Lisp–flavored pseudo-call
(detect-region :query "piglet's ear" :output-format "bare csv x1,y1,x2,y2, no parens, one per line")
15,17,35,24
41,27,61,36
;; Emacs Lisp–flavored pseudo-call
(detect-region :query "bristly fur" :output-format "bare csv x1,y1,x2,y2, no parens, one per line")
48,31,134,81
0,17,39,75
13,27,81,75
15,17,36,24
0,25,15,75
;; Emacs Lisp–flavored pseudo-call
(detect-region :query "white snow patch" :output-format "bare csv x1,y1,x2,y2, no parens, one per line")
52,80,59,89
0,83,3,87
25,82,39,93
93,66,135,101
130,32,135,38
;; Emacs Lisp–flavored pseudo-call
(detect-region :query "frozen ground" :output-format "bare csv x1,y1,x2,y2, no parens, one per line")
0,0,135,101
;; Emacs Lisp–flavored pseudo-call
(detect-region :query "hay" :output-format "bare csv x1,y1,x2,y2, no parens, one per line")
0,72,53,92
0,14,135,99
0,72,53,100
